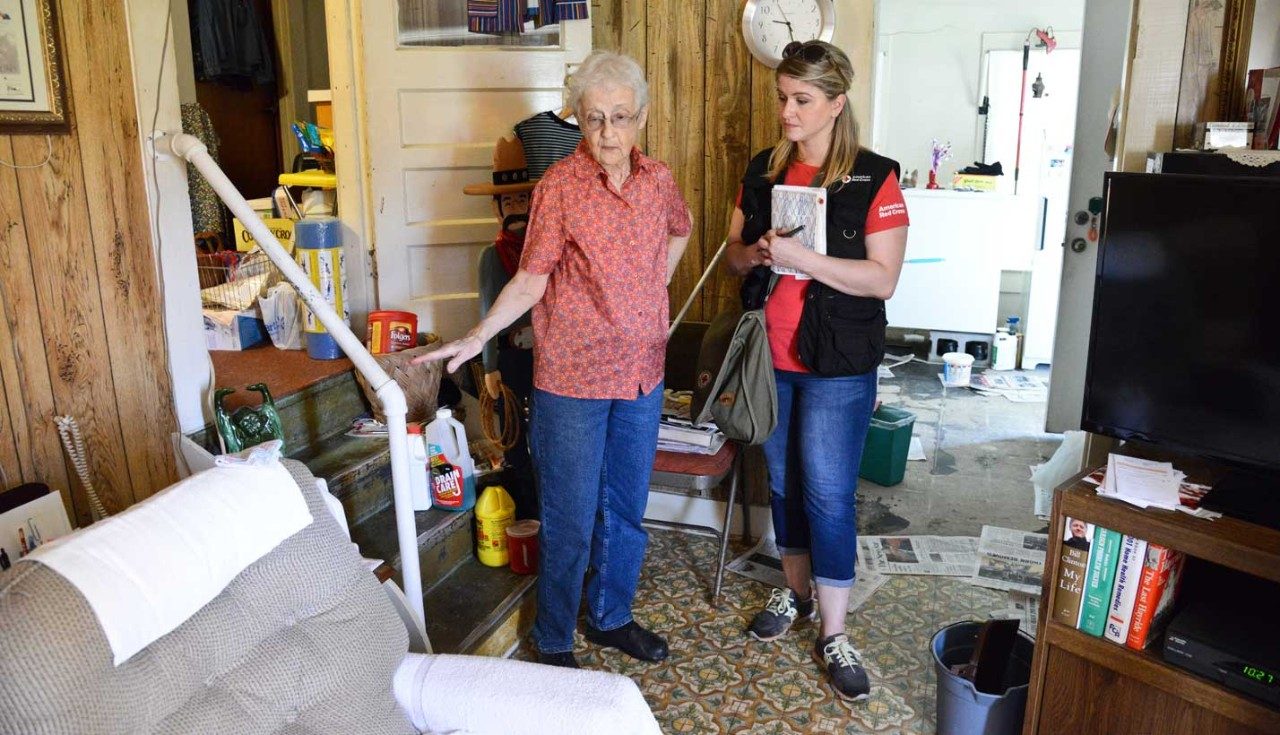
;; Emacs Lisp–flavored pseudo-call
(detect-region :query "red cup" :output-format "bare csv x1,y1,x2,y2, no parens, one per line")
506,520,540,575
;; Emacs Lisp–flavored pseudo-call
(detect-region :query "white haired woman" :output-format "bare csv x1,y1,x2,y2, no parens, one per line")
417,51,692,669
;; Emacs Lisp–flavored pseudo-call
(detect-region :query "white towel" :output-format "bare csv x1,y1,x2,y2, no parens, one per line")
393,653,661,735
26,461,312,666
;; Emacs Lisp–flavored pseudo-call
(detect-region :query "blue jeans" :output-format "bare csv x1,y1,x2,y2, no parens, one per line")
528,383,662,654
762,369,877,588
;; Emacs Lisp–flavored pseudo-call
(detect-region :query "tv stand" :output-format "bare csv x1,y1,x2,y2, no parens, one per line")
1201,470,1280,531
1023,472,1280,733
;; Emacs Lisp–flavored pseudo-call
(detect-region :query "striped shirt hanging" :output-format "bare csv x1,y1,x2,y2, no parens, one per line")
514,111,583,180
532,0,589,27
467,0,523,35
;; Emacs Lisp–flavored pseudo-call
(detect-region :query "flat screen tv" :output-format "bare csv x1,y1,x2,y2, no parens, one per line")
1082,172,1280,475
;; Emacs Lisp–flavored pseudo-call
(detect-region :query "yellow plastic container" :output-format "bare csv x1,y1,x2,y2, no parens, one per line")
475,485,516,567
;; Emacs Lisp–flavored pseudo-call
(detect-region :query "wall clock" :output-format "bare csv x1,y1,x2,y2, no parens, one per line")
741,0,837,69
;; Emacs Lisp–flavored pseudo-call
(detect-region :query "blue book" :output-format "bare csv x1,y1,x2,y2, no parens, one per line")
1077,526,1123,635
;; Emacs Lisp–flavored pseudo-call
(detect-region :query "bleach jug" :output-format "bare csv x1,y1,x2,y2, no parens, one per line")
475,485,516,567
406,424,432,511
992,328,1018,371
424,408,476,512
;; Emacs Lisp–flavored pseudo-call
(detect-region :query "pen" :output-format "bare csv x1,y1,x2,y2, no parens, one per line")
780,225,805,238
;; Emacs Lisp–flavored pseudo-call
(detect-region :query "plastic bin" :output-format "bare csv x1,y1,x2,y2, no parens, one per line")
858,406,916,486
931,621,1035,735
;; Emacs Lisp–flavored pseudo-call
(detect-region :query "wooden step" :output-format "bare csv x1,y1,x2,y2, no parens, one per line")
291,432,392,525
422,557,537,655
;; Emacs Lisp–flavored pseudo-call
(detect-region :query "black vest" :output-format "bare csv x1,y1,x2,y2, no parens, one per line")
738,147,901,377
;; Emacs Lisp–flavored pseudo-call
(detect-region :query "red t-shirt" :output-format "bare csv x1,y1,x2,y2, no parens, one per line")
738,162,909,373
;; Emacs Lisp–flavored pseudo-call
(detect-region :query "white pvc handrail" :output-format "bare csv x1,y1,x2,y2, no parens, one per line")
161,133,426,642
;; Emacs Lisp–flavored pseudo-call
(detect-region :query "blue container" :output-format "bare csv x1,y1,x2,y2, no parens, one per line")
295,217,347,360
932,621,1034,735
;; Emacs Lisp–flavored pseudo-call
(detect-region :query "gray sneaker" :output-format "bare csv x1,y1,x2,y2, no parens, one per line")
814,633,870,701
747,588,816,641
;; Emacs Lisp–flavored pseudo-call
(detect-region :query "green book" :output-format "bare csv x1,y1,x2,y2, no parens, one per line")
1077,526,1123,635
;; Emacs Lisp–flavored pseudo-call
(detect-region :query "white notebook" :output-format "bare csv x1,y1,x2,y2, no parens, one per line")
770,185,828,279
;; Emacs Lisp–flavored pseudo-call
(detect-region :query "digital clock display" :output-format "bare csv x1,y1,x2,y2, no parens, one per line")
1241,665,1277,687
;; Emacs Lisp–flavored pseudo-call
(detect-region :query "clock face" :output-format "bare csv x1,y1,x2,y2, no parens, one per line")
742,0,836,69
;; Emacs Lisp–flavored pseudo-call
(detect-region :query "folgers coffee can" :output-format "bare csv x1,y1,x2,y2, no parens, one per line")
367,310,417,354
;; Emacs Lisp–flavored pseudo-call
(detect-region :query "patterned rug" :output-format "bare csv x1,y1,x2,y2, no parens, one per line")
516,529,1011,734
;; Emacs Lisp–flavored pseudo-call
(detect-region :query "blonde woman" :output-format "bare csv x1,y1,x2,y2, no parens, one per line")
724,40,909,701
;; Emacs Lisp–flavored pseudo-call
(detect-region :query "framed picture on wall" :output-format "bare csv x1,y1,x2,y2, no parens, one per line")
0,0,69,134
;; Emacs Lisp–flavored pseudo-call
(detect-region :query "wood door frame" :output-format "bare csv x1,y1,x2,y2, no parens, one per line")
322,0,377,324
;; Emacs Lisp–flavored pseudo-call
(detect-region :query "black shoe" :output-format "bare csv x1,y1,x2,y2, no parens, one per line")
584,621,669,662
538,651,581,669
747,588,816,642
813,633,870,702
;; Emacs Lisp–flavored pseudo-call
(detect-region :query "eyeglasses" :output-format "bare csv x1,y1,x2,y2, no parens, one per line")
782,41,830,64
583,111,640,132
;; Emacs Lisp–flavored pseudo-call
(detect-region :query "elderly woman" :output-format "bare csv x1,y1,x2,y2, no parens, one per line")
417,51,691,669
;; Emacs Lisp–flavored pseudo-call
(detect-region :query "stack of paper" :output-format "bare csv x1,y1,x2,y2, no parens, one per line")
1098,454,1185,511
658,416,727,455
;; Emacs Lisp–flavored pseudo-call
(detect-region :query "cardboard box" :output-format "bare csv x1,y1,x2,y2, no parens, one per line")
0,484,73,560
233,216,295,254
952,173,999,192
204,307,269,351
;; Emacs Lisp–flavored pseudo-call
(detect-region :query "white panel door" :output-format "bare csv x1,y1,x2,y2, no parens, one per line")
361,3,591,339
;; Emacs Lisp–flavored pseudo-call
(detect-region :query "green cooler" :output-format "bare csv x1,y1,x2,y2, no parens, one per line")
859,406,916,486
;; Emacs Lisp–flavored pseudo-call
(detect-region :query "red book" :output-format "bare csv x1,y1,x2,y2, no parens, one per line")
1125,543,1184,650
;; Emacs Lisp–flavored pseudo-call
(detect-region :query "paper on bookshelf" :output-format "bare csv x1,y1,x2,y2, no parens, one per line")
1082,466,1220,520
770,185,827,279
1099,454,1185,511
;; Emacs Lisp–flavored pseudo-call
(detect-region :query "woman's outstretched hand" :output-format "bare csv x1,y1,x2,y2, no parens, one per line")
412,334,483,374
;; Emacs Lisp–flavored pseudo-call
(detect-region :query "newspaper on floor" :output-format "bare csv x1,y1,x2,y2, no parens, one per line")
987,590,1039,637
969,371,1048,403
857,535,979,576
726,536,887,613
969,525,1048,596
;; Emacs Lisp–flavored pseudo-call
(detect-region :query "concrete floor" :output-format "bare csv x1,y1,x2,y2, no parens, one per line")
858,359,1061,538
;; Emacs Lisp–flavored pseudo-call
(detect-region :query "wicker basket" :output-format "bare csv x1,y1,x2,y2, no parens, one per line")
355,336,444,424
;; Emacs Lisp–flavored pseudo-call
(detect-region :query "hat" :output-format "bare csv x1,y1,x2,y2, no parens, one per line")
463,136,537,196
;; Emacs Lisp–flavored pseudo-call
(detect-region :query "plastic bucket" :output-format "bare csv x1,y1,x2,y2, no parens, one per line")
941,352,974,387
932,621,1034,735
859,406,916,486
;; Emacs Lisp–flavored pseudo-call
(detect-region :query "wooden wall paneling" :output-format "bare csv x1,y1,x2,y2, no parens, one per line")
0,137,74,515
590,0,622,52
647,0,706,320
61,1,177,501
0,338,22,492
702,0,752,320
1174,0,1229,148
750,60,781,158
12,132,134,524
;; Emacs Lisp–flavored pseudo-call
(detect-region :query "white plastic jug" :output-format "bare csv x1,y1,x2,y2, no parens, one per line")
992,328,1018,371
406,424,432,511
423,408,476,512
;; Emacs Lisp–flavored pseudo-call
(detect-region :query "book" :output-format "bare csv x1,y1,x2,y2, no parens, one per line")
657,418,721,448
1125,544,1185,650
769,185,827,279
1051,517,1093,627
1078,525,1123,636
1104,534,1148,644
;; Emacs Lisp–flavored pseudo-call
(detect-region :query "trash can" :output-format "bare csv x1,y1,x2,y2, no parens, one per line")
858,406,916,486
931,621,1034,735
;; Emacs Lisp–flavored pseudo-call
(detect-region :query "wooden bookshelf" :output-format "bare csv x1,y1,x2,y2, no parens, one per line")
1023,473,1280,735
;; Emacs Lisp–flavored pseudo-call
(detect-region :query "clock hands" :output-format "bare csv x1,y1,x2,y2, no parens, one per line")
773,1,796,41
